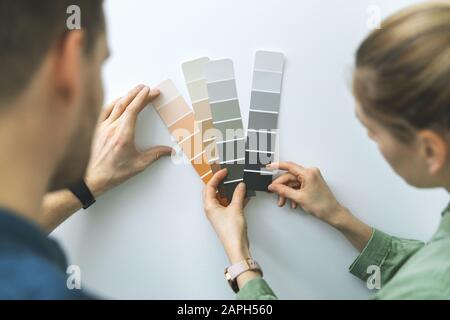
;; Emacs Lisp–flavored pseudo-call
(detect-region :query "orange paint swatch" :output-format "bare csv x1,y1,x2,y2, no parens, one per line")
152,79,213,183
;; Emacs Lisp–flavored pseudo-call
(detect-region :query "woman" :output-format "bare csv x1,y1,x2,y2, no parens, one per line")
203,1,450,299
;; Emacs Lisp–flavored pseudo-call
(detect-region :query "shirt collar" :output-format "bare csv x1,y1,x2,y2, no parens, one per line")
0,208,67,270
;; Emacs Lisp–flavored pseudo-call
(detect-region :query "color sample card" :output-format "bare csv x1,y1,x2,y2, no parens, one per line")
152,79,213,183
181,57,219,176
244,51,285,191
205,59,245,200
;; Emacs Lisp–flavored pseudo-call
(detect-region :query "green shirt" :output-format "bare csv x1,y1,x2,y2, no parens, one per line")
237,203,450,300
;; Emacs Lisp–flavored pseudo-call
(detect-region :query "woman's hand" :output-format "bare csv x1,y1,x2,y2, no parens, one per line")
267,162,346,227
86,84,173,196
267,161,373,252
203,169,251,264
203,169,263,290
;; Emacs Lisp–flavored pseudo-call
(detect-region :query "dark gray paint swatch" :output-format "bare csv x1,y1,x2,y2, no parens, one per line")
222,163,245,181
243,171,273,192
222,181,241,200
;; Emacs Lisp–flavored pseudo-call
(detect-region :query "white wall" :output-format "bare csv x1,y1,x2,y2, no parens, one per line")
52,0,449,299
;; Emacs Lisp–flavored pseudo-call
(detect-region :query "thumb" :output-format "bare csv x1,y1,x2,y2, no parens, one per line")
230,183,246,210
141,145,173,165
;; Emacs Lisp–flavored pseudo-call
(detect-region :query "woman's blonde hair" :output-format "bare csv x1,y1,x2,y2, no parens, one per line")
353,1,450,141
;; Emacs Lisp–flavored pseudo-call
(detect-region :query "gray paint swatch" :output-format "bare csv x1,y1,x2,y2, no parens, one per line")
244,51,285,192
205,59,245,201
250,91,281,112
213,119,245,141
210,99,242,122
248,112,279,131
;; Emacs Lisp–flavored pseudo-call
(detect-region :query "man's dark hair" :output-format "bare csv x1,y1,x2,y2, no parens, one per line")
0,0,105,104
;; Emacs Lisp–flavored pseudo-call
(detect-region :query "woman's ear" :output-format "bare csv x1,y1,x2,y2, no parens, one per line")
417,129,448,175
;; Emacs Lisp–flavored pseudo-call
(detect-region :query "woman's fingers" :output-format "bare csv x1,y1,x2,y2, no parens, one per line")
108,84,146,122
267,161,306,177
278,195,287,207
204,169,228,207
272,172,299,185
231,183,246,210
268,183,297,201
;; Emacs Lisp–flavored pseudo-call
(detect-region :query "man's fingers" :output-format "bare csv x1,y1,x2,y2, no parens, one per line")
99,97,121,122
109,84,146,122
147,88,161,102
142,145,173,165
267,161,306,176
123,86,159,127
230,183,246,209
268,183,298,201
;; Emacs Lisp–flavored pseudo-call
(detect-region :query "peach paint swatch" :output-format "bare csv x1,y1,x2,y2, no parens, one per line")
182,58,219,175
152,79,213,183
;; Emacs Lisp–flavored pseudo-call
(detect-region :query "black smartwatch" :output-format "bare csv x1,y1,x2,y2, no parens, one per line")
68,180,96,209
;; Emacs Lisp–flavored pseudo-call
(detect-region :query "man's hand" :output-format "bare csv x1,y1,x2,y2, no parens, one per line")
86,84,172,196
40,84,172,232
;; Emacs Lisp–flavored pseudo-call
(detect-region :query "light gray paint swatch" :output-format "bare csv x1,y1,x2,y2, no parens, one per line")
207,79,238,102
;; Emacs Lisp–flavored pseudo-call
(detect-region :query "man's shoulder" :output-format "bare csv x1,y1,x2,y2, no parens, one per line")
0,248,91,300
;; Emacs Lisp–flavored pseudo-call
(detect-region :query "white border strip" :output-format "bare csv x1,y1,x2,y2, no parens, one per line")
249,109,279,115
223,178,244,185
213,117,242,125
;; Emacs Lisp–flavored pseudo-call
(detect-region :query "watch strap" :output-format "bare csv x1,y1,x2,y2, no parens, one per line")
225,259,263,293
68,180,96,209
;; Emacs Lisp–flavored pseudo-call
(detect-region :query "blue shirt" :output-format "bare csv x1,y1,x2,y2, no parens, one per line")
0,208,94,299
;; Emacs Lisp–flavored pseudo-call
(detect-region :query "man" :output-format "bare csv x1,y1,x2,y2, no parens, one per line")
0,0,171,298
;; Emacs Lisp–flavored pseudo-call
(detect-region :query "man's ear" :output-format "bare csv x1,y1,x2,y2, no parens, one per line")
52,30,84,108
418,129,448,175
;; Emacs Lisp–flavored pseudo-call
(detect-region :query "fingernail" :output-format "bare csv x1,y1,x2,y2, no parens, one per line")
267,184,273,191
136,84,145,91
